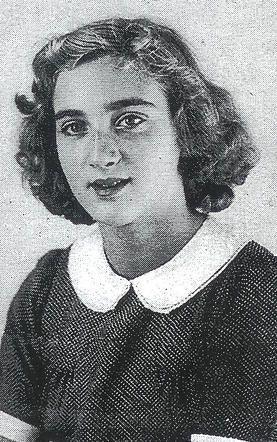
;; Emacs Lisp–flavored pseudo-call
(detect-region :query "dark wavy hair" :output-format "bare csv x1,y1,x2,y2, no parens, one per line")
15,17,259,224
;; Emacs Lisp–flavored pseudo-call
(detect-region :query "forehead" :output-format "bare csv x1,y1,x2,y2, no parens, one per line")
53,56,167,113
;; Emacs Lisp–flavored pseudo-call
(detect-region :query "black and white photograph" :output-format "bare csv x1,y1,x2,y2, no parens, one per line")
0,1,276,441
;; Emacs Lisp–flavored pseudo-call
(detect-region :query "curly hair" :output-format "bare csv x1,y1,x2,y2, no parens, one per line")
15,17,259,224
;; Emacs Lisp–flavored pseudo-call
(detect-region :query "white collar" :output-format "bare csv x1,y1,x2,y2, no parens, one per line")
68,217,249,314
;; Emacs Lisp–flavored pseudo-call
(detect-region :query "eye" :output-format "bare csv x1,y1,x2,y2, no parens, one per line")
114,113,147,131
59,120,89,137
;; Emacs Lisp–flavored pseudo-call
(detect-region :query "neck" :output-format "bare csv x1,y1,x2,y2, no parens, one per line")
99,208,206,280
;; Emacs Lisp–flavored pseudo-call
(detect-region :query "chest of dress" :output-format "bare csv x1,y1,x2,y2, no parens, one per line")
37,286,276,441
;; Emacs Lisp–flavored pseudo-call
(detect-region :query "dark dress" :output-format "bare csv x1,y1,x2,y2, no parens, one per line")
0,220,276,442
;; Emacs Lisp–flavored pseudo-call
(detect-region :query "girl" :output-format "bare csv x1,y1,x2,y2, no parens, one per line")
0,17,276,442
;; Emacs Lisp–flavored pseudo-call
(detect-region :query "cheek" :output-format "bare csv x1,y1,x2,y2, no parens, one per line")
56,139,87,176
135,135,180,169
58,154,74,180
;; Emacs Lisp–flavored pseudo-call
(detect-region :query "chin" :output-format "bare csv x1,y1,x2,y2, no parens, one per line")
89,208,136,227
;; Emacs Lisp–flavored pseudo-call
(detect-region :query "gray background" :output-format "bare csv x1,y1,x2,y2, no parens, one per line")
0,0,276,340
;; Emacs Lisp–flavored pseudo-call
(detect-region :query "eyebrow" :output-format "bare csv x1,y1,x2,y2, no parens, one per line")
55,109,86,121
55,98,155,121
104,98,155,111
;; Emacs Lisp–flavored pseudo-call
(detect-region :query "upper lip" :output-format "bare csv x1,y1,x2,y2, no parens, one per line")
89,177,131,189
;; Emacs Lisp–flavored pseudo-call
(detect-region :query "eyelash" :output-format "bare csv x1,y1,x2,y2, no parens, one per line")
59,112,147,137
60,120,88,137
114,113,147,131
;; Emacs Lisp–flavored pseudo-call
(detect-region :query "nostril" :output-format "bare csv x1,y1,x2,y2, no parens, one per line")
89,159,118,168
88,145,122,169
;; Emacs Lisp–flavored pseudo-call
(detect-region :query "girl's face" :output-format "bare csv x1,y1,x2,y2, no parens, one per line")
54,56,186,227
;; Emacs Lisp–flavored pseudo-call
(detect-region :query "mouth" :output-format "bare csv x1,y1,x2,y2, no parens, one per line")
88,177,131,198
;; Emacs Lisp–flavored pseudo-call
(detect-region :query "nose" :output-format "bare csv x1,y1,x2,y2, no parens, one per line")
88,131,122,169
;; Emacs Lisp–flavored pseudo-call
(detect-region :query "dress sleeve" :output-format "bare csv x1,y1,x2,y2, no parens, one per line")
0,249,62,441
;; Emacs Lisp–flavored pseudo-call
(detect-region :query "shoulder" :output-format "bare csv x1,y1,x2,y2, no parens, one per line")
22,248,65,288
238,239,276,267
228,240,277,292
208,240,277,341
201,240,277,363
200,240,277,336
4,247,69,334
235,241,277,321
17,247,67,298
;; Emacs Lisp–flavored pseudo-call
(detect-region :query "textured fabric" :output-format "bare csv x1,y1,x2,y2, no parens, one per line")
0,241,276,441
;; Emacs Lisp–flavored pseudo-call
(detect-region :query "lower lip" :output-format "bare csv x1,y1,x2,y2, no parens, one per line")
92,180,131,199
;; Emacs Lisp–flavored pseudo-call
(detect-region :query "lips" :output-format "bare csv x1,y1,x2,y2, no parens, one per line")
89,177,131,198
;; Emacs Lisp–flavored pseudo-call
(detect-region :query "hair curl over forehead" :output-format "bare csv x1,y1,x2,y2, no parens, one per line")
15,17,259,224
